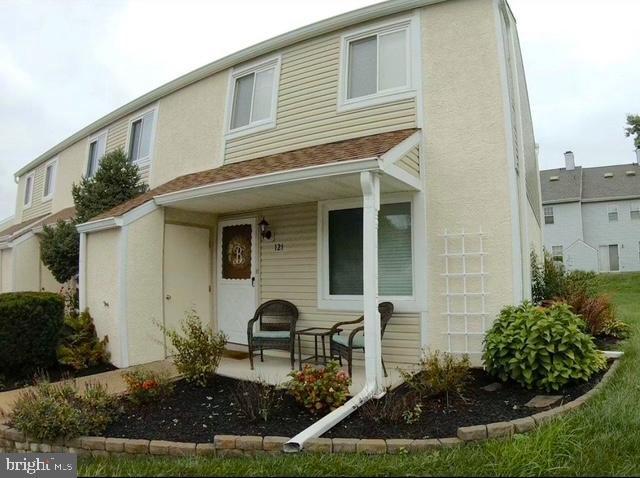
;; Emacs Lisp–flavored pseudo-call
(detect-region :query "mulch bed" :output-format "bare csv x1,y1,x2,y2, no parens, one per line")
594,335,623,351
104,362,611,442
0,363,117,393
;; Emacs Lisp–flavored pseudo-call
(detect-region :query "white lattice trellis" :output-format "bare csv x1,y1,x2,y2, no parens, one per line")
441,230,489,355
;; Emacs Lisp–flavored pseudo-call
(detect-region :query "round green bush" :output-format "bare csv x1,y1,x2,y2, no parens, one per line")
0,292,65,376
483,302,606,392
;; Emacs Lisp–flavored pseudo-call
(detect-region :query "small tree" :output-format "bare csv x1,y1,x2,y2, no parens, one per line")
625,114,640,149
40,220,80,284
41,148,148,283
72,148,149,224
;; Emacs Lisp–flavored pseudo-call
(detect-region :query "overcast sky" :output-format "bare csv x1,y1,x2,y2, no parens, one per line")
1,0,639,220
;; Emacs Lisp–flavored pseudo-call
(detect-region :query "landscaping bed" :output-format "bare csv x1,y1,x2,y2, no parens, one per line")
104,362,611,442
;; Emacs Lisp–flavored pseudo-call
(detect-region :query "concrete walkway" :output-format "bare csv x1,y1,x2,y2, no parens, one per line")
0,359,178,422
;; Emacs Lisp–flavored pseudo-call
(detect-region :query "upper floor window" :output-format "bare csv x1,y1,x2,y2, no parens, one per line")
544,206,554,224
23,173,34,208
608,206,618,222
551,245,563,263
42,159,57,201
630,203,640,220
87,131,107,178
339,18,415,111
227,57,280,138
128,108,157,166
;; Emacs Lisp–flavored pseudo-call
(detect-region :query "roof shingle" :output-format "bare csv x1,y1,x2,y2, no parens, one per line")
91,129,418,221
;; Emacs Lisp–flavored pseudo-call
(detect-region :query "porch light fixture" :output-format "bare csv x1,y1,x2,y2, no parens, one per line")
259,217,272,240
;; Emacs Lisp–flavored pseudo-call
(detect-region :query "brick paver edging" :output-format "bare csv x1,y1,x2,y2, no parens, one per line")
0,359,620,456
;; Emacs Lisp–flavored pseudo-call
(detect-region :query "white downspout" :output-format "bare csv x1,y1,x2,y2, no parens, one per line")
79,231,87,311
284,171,384,453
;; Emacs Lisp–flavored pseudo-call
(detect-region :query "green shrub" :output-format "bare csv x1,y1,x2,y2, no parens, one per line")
401,350,471,407
10,380,119,441
40,220,80,284
530,250,565,303
57,310,110,371
121,369,174,405
483,302,606,392
232,380,282,422
287,361,351,415
563,270,599,298
0,292,64,375
161,310,227,386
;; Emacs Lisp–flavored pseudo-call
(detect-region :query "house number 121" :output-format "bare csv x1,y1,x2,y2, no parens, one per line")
274,243,285,252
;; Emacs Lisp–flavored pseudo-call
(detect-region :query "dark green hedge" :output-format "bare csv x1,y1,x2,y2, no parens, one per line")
0,292,65,375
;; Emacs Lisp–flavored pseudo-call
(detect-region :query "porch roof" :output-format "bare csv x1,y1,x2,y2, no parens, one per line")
0,207,76,243
89,128,419,222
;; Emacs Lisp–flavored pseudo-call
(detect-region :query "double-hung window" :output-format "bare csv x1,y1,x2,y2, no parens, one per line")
23,173,34,208
608,206,618,222
320,196,422,312
128,109,156,166
42,159,57,201
339,18,415,110
630,203,640,220
87,131,107,178
227,57,280,137
551,245,563,263
544,206,554,225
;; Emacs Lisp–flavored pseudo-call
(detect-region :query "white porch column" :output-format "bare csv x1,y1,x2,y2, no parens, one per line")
79,231,87,311
360,171,384,394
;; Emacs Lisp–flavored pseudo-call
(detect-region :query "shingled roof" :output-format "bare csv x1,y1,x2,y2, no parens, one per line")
0,207,76,242
541,163,640,204
90,128,419,222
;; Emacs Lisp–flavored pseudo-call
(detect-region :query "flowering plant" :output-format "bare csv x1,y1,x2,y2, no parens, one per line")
122,369,173,405
286,361,351,415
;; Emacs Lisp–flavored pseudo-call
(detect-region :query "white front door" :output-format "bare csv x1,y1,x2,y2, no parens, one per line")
163,224,211,357
217,218,258,344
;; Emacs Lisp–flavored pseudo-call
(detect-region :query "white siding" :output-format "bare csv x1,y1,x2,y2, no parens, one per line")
543,202,583,254
397,146,420,178
21,163,53,222
0,248,13,292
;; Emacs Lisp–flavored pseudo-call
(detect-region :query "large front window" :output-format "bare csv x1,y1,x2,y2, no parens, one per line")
327,201,413,297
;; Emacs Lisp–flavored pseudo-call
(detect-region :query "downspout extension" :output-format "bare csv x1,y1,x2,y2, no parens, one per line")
284,171,384,453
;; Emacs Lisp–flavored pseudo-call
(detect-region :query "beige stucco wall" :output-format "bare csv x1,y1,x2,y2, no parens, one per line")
152,75,229,187
421,0,517,357
0,248,12,292
86,229,122,366
124,209,166,366
52,139,86,213
12,235,41,292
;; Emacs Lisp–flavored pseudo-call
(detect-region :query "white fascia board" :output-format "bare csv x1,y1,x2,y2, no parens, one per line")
0,242,10,250
382,162,422,190
15,0,447,179
154,158,382,206
10,231,35,247
581,195,640,204
121,201,158,226
76,217,120,234
541,199,580,206
380,130,421,165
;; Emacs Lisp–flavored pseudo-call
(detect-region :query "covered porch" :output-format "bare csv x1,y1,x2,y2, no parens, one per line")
79,129,427,384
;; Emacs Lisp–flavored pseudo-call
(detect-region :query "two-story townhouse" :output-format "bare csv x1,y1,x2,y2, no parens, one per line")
541,151,640,272
2,0,541,377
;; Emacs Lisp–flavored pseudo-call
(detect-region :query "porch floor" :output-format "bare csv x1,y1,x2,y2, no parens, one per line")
218,354,405,394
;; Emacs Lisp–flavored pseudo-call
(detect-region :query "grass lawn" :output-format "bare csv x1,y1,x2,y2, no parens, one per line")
79,273,640,477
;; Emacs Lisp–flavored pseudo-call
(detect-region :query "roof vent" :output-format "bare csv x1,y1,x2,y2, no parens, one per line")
549,176,559,181
626,170,636,176
604,173,614,178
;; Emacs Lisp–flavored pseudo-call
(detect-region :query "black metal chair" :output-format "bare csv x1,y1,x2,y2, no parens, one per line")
328,302,394,377
247,300,299,370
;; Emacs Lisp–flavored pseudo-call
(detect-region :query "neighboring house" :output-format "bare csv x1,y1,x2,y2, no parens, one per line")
3,0,541,370
541,151,640,273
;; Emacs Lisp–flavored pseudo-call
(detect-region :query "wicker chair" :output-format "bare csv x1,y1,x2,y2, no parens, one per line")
328,302,394,377
247,300,299,370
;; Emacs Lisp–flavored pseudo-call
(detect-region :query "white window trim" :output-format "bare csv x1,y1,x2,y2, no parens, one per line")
125,105,159,168
544,206,554,224
86,129,108,177
337,15,418,113
23,172,35,209
317,192,425,313
41,157,58,202
630,202,640,219
608,206,618,222
224,55,281,140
